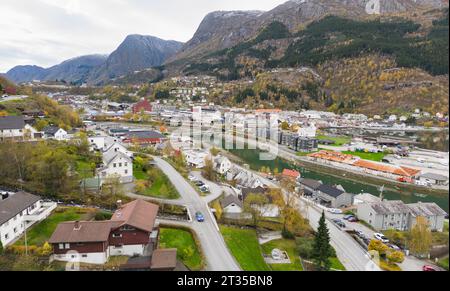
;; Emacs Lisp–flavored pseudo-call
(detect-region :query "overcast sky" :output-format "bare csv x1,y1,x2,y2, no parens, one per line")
0,0,288,72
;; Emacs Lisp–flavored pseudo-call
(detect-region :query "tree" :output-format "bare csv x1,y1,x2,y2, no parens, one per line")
312,212,333,271
387,251,405,264
281,121,290,131
39,242,53,256
202,157,216,182
409,216,432,257
244,193,269,228
0,240,3,255
368,240,389,257
101,175,124,210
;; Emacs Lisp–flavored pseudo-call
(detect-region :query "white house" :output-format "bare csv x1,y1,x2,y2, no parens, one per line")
43,126,68,141
104,142,133,159
214,156,232,175
0,191,57,247
183,149,211,169
88,136,120,152
220,195,244,214
0,116,40,141
98,151,133,184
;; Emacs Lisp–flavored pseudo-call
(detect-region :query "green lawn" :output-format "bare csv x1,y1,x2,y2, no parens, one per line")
159,228,204,271
220,226,270,271
14,207,89,246
330,257,346,271
342,151,386,162
75,160,95,178
261,239,303,271
134,165,180,199
438,257,449,271
317,135,352,146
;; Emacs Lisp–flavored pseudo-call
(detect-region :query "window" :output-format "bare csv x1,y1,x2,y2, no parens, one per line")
113,163,117,168
82,255,88,258
125,162,128,167
112,233,122,238
5,234,9,240
65,243,70,249
13,227,17,233
59,244,64,250
125,170,128,175
119,163,122,167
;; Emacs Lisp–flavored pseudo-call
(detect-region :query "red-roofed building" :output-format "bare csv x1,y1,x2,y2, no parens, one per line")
282,169,301,180
132,99,152,114
49,200,161,265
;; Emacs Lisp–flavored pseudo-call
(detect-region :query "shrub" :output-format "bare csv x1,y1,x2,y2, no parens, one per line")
95,211,113,221
296,237,314,259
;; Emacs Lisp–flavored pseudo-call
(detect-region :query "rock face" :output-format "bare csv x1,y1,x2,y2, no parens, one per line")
170,0,447,62
7,35,183,85
88,35,183,84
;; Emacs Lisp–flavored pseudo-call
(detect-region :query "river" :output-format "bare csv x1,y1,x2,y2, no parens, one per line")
226,147,449,212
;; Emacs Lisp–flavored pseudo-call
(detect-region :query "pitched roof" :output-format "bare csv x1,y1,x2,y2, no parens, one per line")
407,202,447,217
298,178,322,190
49,221,122,243
368,200,410,215
282,169,301,179
317,184,345,198
0,116,25,130
43,126,61,135
111,200,159,233
0,192,41,225
353,160,421,177
220,195,243,209
151,249,177,270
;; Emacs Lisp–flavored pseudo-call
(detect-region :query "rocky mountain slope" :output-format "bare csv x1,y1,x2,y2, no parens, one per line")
87,35,183,85
169,0,448,63
6,35,183,85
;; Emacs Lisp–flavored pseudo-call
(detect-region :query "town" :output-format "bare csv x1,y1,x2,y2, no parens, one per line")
0,0,449,275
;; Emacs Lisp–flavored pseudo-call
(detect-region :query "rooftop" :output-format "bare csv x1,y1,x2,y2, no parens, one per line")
317,184,345,198
0,116,25,130
0,191,41,225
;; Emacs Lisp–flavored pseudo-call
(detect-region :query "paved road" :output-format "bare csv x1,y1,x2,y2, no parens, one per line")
153,157,241,271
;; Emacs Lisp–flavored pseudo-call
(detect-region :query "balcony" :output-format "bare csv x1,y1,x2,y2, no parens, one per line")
24,202,57,222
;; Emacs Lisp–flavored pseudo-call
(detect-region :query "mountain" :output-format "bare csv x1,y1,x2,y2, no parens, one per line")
5,65,47,83
6,35,183,85
6,55,107,84
87,35,183,84
169,0,448,63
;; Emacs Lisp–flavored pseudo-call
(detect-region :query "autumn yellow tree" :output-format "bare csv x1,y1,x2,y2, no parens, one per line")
409,216,432,257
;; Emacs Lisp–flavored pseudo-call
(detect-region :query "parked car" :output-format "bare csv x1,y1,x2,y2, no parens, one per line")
195,181,205,187
328,208,343,214
374,233,389,243
332,219,346,229
422,265,438,272
355,230,365,238
195,212,205,222
343,215,355,220
188,175,197,182
348,217,359,223
388,244,401,251
199,186,210,193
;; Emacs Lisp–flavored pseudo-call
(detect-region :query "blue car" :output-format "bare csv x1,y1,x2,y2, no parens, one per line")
195,212,205,222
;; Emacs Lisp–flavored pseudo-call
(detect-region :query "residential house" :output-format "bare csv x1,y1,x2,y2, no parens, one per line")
88,136,120,152
353,193,382,205
316,184,354,208
214,156,232,175
0,191,57,246
98,151,133,184
297,178,322,196
49,200,163,265
183,149,210,169
282,169,301,180
357,200,412,231
220,195,244,214
43,126,68,141
407,202,447,232
0,116,40,141
228,168,265,189
296,137,319,153
104,142,133,158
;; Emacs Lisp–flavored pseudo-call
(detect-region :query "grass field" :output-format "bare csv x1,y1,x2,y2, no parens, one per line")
15,207,91,246
220,226,270,271
159,228,204,271
438,257,449,271
75,160,95,178
317,135,352,146
342,151,386,162
261,239,303,271
134,165,180,199
330,257,346,271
